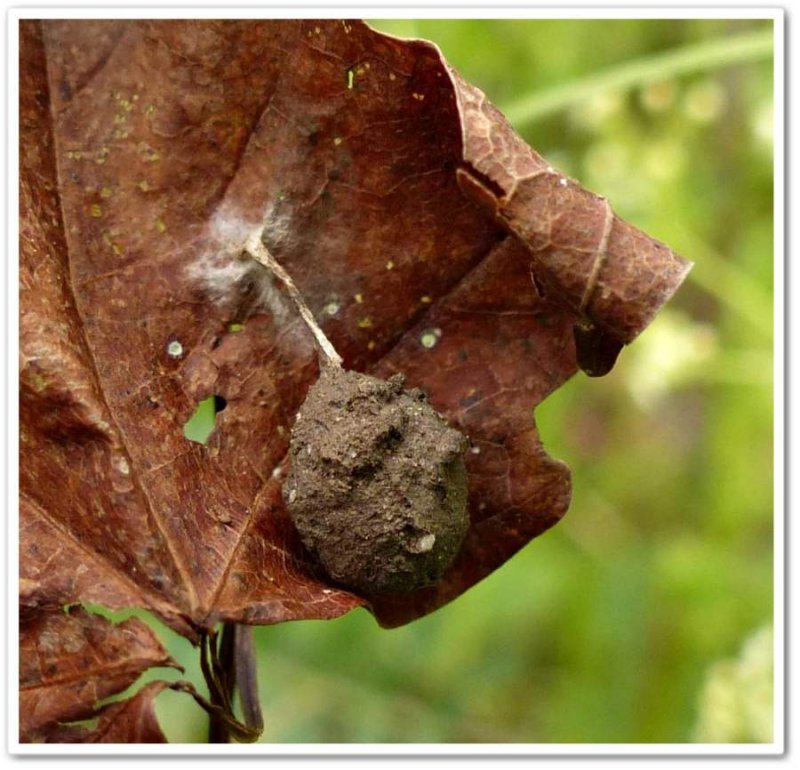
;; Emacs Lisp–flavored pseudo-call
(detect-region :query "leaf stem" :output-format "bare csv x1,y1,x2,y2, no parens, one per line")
503,28,774,126
245,233,343,368
170,680,262,743
201,630,231,743
233,625,264,734
195,626,264,743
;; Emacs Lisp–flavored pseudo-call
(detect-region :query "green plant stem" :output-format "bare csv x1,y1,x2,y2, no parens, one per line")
503,28,773,126
671,224,773,342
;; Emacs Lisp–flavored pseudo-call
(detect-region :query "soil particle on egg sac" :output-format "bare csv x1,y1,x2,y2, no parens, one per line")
283,366,469,594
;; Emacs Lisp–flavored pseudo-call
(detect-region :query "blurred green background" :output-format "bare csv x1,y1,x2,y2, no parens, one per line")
154,18,776,743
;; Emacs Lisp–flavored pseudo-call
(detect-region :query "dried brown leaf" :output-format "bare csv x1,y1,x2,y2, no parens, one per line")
36,682,170,744
19,16,689,686
19,607,175,742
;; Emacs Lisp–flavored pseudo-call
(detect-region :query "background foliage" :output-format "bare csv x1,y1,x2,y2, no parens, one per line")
139,18,775,743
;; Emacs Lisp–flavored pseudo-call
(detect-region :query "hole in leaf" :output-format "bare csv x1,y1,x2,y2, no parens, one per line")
183,395,226,444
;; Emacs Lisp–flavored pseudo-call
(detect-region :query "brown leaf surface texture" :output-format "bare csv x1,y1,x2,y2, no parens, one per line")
41,682,170,743
19,18,689,641
19,607,175,742
452,69,691,345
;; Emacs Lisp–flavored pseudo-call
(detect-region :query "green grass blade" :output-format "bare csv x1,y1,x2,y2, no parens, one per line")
503,28,774,126
673,225,773,342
